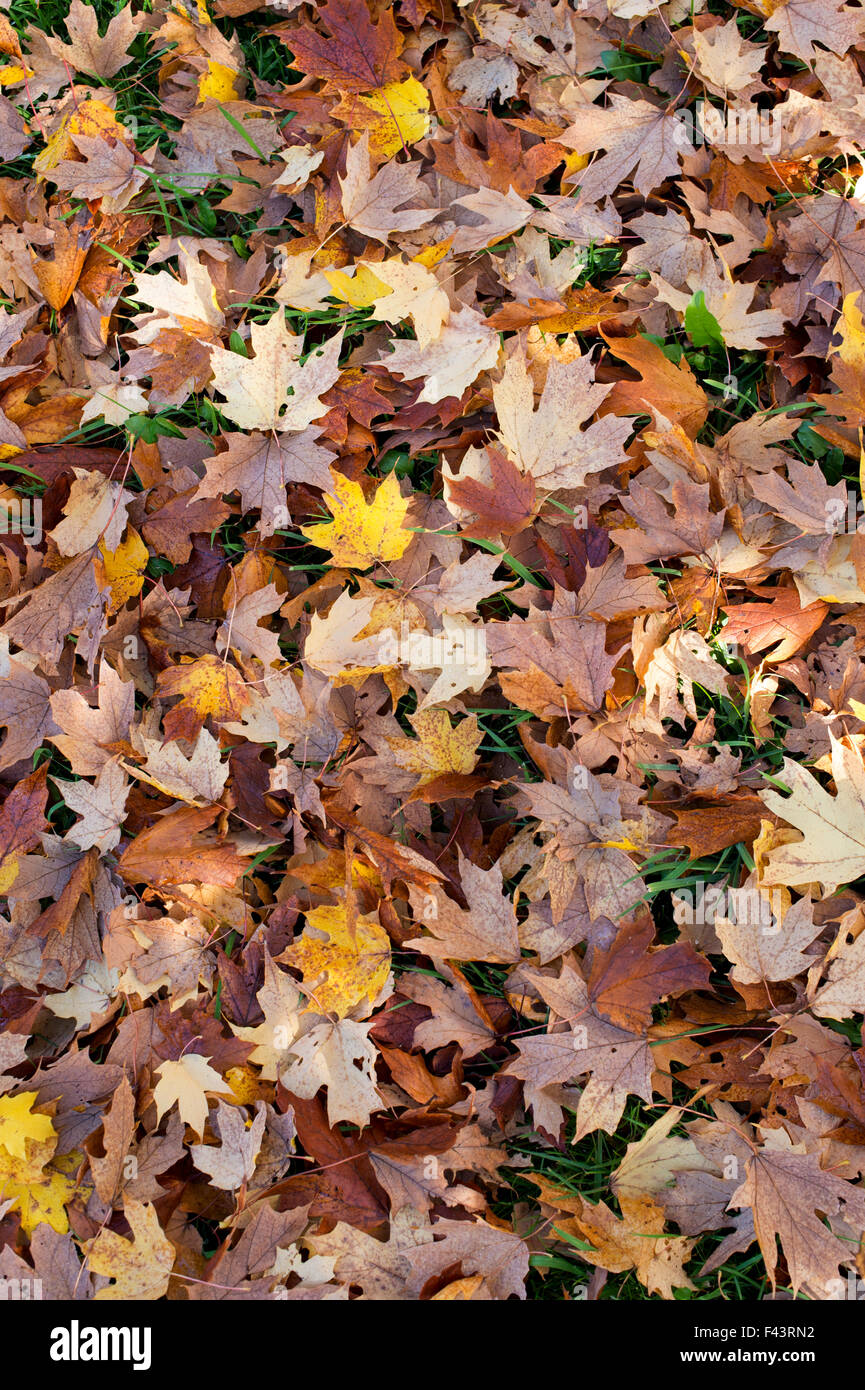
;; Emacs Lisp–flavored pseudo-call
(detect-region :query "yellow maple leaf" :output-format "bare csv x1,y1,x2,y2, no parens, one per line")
413,237,453,269
156,654,250,741
334,76,431,160
282,903,391,1018
832,291,865,373
197,59,242,104
288,848,383,901
34,100,131,176
0,1141,76,1236
387,708,482,787
96,527,149,614
223,1065,274,1106
0,64,33,84
536,285,622,334
303,471,411,569
0,853,19,893
0,1091,56,1159
86,1198,175,1300
560,149,591,190
323,262,392,309
0,1104,76,1237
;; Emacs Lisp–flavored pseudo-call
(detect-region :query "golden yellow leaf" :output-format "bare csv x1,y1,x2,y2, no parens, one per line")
536,285,622,334
413,236,453,269
323,263,392,309
156,654,250,742
86,1198,175,1300
303,470,411,569
0,852,19,893
0,64,33,84
0,1102,75,1237
387,708,482,787
831,291,865,373
96,527,149,614
34,100,131,176
334,76,431,160
287,848,383,901
282,902,391,1018
0,1142,76,1236
197,59,242,104
560,149,591,189
223,1065,274,1105
0,1091,56,1159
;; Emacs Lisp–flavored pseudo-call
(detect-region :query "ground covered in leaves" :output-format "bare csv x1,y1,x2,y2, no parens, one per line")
2,0,865,1303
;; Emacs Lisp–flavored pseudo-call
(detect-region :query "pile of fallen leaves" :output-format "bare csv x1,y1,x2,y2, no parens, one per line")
1,0,865,1303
